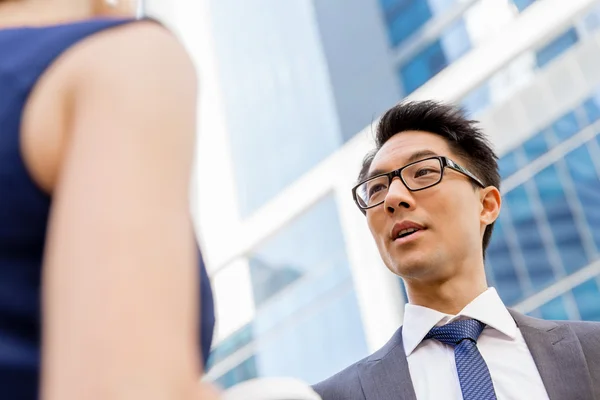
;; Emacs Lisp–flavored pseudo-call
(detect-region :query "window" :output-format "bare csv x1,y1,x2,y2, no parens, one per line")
379,0,404,12
398,277,409,302
398,15,473,95
504,186,554,291
564,145,600,253
212,194,368,386
512,0,537,12
428,0,457,15
248,195,348,306
253,289,368,384
440,18,471,63
214,356,258,389
486,220,525,304
536,28,579,68
551,111,580,142
461,81,491,116
580,3,600,35
583,97,600,124
538,296,570,320
522,131,550,162
400,40,447,94
213,0,343,217
498,149,522,179
533,166,589,274
384,0,433,47
207,324,254,369
572,279,600,321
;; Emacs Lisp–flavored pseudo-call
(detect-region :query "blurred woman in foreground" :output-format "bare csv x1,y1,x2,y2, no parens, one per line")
0,0,217,398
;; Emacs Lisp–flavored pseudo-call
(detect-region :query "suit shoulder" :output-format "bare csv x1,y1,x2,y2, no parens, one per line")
561,319,600,342
558,319,600,334
312,327,403,399
312,359,366,400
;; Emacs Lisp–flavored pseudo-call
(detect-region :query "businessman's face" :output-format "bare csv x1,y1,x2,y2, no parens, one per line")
365,131,492,283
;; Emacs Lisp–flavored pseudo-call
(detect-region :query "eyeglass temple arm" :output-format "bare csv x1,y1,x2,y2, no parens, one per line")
446,159,486,188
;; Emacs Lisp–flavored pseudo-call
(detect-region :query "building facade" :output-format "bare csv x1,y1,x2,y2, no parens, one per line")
191,0,600,389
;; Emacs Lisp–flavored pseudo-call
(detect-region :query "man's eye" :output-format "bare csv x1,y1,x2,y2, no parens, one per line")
368,184,387,198
414,168,435,178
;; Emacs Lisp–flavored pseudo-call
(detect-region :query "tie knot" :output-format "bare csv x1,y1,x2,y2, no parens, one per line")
425,319,486,347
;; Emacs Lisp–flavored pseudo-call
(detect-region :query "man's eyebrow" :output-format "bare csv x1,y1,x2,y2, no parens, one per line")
365,149,440,181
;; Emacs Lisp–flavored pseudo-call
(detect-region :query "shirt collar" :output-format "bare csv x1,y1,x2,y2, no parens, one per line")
402,287,517,356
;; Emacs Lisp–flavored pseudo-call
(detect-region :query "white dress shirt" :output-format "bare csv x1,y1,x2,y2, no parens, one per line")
403,288,550,400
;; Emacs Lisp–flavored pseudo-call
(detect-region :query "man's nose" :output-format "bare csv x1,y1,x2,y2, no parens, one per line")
383,178,414,215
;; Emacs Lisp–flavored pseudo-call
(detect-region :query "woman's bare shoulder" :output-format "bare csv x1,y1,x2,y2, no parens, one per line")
21,19,197,194
70,19,197,86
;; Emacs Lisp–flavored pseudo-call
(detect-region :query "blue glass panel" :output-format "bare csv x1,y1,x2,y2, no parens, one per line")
498,150,522,179
551,111,580,142
583,97,600,124
253,254,351,336
540,296,569,320
386,0,433,47
400,40,447,94
426,0,462,15
581,4,600,34
536,28,579,68
440,18,471,62
214,356,258,389
485,219,524,304
248,195,348,306
379,0,402,12
398,277,409,302
484,258,497,288
211,0,344,216
538,295,570,320
564,145,600,253
522,131,550,162
207,324,253,368
504,186,554,291
513,0,537,12
254,288,369,384
572,279,600,321
428,0,457,14
534,165,589,274
461,82,490,116
241,197,368,385
527,308,542,319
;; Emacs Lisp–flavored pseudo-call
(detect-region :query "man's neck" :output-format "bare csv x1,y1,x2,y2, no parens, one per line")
404,271,489,315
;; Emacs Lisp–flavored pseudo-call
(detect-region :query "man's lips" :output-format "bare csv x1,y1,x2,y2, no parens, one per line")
391,221,426,240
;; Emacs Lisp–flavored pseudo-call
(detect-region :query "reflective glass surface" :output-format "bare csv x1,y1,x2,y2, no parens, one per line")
400,40,448,93
535,27,579,68
489,92,600,321
512,0,537,12
210,195,368,387
383,0,433,47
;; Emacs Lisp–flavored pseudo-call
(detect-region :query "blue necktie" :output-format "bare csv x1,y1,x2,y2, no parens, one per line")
425,319,497,400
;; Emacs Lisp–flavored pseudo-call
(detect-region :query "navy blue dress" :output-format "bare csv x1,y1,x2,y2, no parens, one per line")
0,18,215,399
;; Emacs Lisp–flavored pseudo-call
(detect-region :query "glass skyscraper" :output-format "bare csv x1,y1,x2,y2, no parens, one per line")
190,0,600,389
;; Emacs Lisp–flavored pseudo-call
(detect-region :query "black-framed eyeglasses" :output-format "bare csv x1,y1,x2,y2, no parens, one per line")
352,156,485,213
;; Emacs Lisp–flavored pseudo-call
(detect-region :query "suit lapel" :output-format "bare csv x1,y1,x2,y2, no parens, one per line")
357,327,417,400
510,310,594,400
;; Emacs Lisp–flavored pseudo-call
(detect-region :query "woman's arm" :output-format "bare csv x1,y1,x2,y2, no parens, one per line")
41,22,205,400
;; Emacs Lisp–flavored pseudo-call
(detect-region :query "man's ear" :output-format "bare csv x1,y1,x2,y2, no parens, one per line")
480,186,501,226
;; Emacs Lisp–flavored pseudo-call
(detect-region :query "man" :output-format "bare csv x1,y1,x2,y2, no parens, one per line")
313,101,600,400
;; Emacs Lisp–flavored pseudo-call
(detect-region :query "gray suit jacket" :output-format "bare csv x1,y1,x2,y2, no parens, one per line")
313,310,600,400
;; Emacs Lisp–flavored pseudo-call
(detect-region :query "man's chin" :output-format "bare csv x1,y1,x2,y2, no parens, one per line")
387,252,434,279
